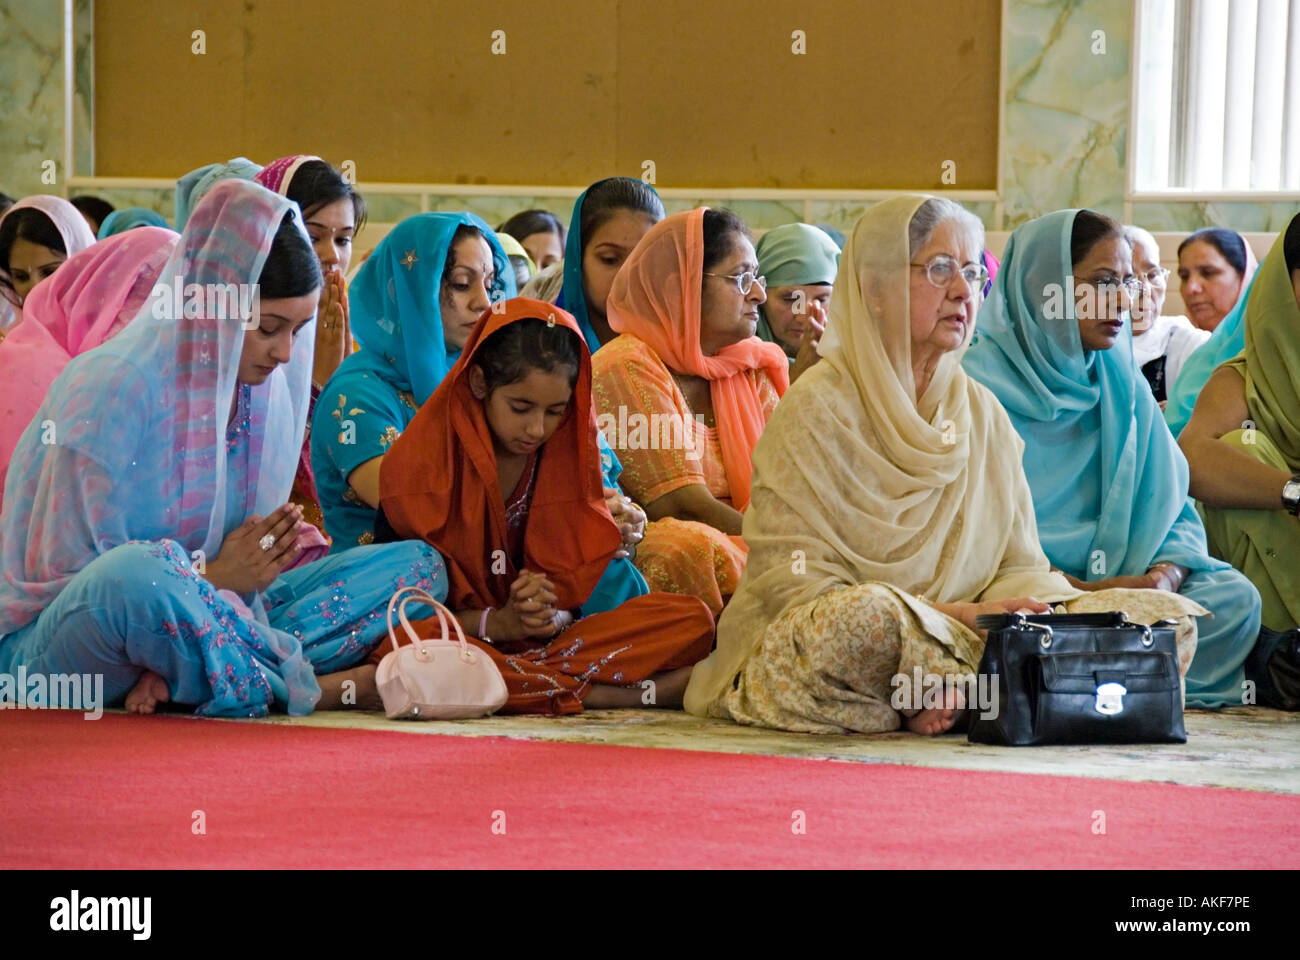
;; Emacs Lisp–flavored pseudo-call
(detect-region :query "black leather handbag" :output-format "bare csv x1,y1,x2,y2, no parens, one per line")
968,611,1186,746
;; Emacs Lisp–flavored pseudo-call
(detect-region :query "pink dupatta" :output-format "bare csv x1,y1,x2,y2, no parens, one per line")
0,226,178,497
604,208,789,510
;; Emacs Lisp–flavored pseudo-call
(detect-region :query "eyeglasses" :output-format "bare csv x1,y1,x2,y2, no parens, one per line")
1087,275,1144,298
910,255,990,292
704,270,767,295
1138,267,1171,287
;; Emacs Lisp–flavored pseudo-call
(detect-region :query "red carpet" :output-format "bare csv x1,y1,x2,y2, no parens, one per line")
3,711,1296,869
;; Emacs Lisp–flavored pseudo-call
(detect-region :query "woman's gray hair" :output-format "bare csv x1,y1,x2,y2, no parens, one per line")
1122,224,1158,258
907,197,985,259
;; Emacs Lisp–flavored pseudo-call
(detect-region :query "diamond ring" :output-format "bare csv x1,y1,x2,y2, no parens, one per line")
258,534,276,552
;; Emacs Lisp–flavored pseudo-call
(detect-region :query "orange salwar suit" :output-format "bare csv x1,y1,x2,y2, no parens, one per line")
375,298,715,715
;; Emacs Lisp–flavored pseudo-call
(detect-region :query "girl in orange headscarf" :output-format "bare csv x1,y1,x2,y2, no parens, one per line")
592,208,790,610
375,297,715,715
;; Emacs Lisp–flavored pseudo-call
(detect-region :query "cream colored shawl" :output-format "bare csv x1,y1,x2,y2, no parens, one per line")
685,195,1080,715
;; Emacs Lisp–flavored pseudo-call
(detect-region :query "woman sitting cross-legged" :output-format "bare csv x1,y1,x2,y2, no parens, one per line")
373,298,716,714
963,209,1261,709
0,180,446,718
685,196,1202,736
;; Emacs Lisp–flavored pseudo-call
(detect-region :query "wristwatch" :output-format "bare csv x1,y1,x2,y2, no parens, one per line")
1282,474,1300,516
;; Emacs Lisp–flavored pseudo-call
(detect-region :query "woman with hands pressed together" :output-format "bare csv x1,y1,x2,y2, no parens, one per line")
374,298,715,714
255,156,366,535
0,180,445,718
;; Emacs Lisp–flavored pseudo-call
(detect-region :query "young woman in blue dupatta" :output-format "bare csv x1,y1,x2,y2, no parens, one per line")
963,209,1262,708
531,176,669,531
311,212,515,551
553,177,666,353
0,180,445,717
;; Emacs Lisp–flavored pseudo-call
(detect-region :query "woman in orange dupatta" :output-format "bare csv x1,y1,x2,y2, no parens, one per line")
375,297,715,715
592,208,790,613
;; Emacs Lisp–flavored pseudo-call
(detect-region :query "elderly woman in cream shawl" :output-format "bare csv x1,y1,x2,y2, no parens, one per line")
684,196,1204,735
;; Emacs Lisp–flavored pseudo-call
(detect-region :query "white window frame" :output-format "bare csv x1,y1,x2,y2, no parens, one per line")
1127,0,1300,204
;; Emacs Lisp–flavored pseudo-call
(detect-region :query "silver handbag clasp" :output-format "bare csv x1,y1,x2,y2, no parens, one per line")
1095,681,1127,715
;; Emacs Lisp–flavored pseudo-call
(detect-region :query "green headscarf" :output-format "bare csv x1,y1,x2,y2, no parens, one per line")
755,223,841,350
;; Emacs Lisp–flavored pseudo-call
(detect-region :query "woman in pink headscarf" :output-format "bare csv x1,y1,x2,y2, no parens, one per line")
255,156,366,536
0,226,178,494
0,226,178,499
0,195,98,336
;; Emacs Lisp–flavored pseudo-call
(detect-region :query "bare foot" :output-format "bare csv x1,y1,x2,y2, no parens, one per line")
583,666,694,709
124,670,170,715
902,682,966,735
316,663,382,710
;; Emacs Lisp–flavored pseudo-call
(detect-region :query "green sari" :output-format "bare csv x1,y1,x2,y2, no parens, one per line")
1198,221,1300,630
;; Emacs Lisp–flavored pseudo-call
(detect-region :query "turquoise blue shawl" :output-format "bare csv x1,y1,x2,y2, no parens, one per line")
962,210,1226,579
344,212,516,406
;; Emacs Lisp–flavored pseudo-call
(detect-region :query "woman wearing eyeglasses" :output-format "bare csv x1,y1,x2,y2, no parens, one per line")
964,209,1261,709
1125,225,1209,404
686,196,1094,735
591,208,789,612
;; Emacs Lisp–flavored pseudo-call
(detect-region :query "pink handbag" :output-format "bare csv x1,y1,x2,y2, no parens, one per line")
376,587,509,720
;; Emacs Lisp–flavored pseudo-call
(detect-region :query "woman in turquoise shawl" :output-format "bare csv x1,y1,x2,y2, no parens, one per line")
1164,232,1258,437
312,212,515,551
963,209,1262,708
754,222,841,382
1164,275,1256,437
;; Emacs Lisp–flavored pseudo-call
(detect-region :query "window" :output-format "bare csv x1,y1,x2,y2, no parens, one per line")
1133,0,1300,192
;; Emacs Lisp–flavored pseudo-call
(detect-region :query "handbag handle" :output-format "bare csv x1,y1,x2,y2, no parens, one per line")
991,610,1157,651
385,586,478,663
